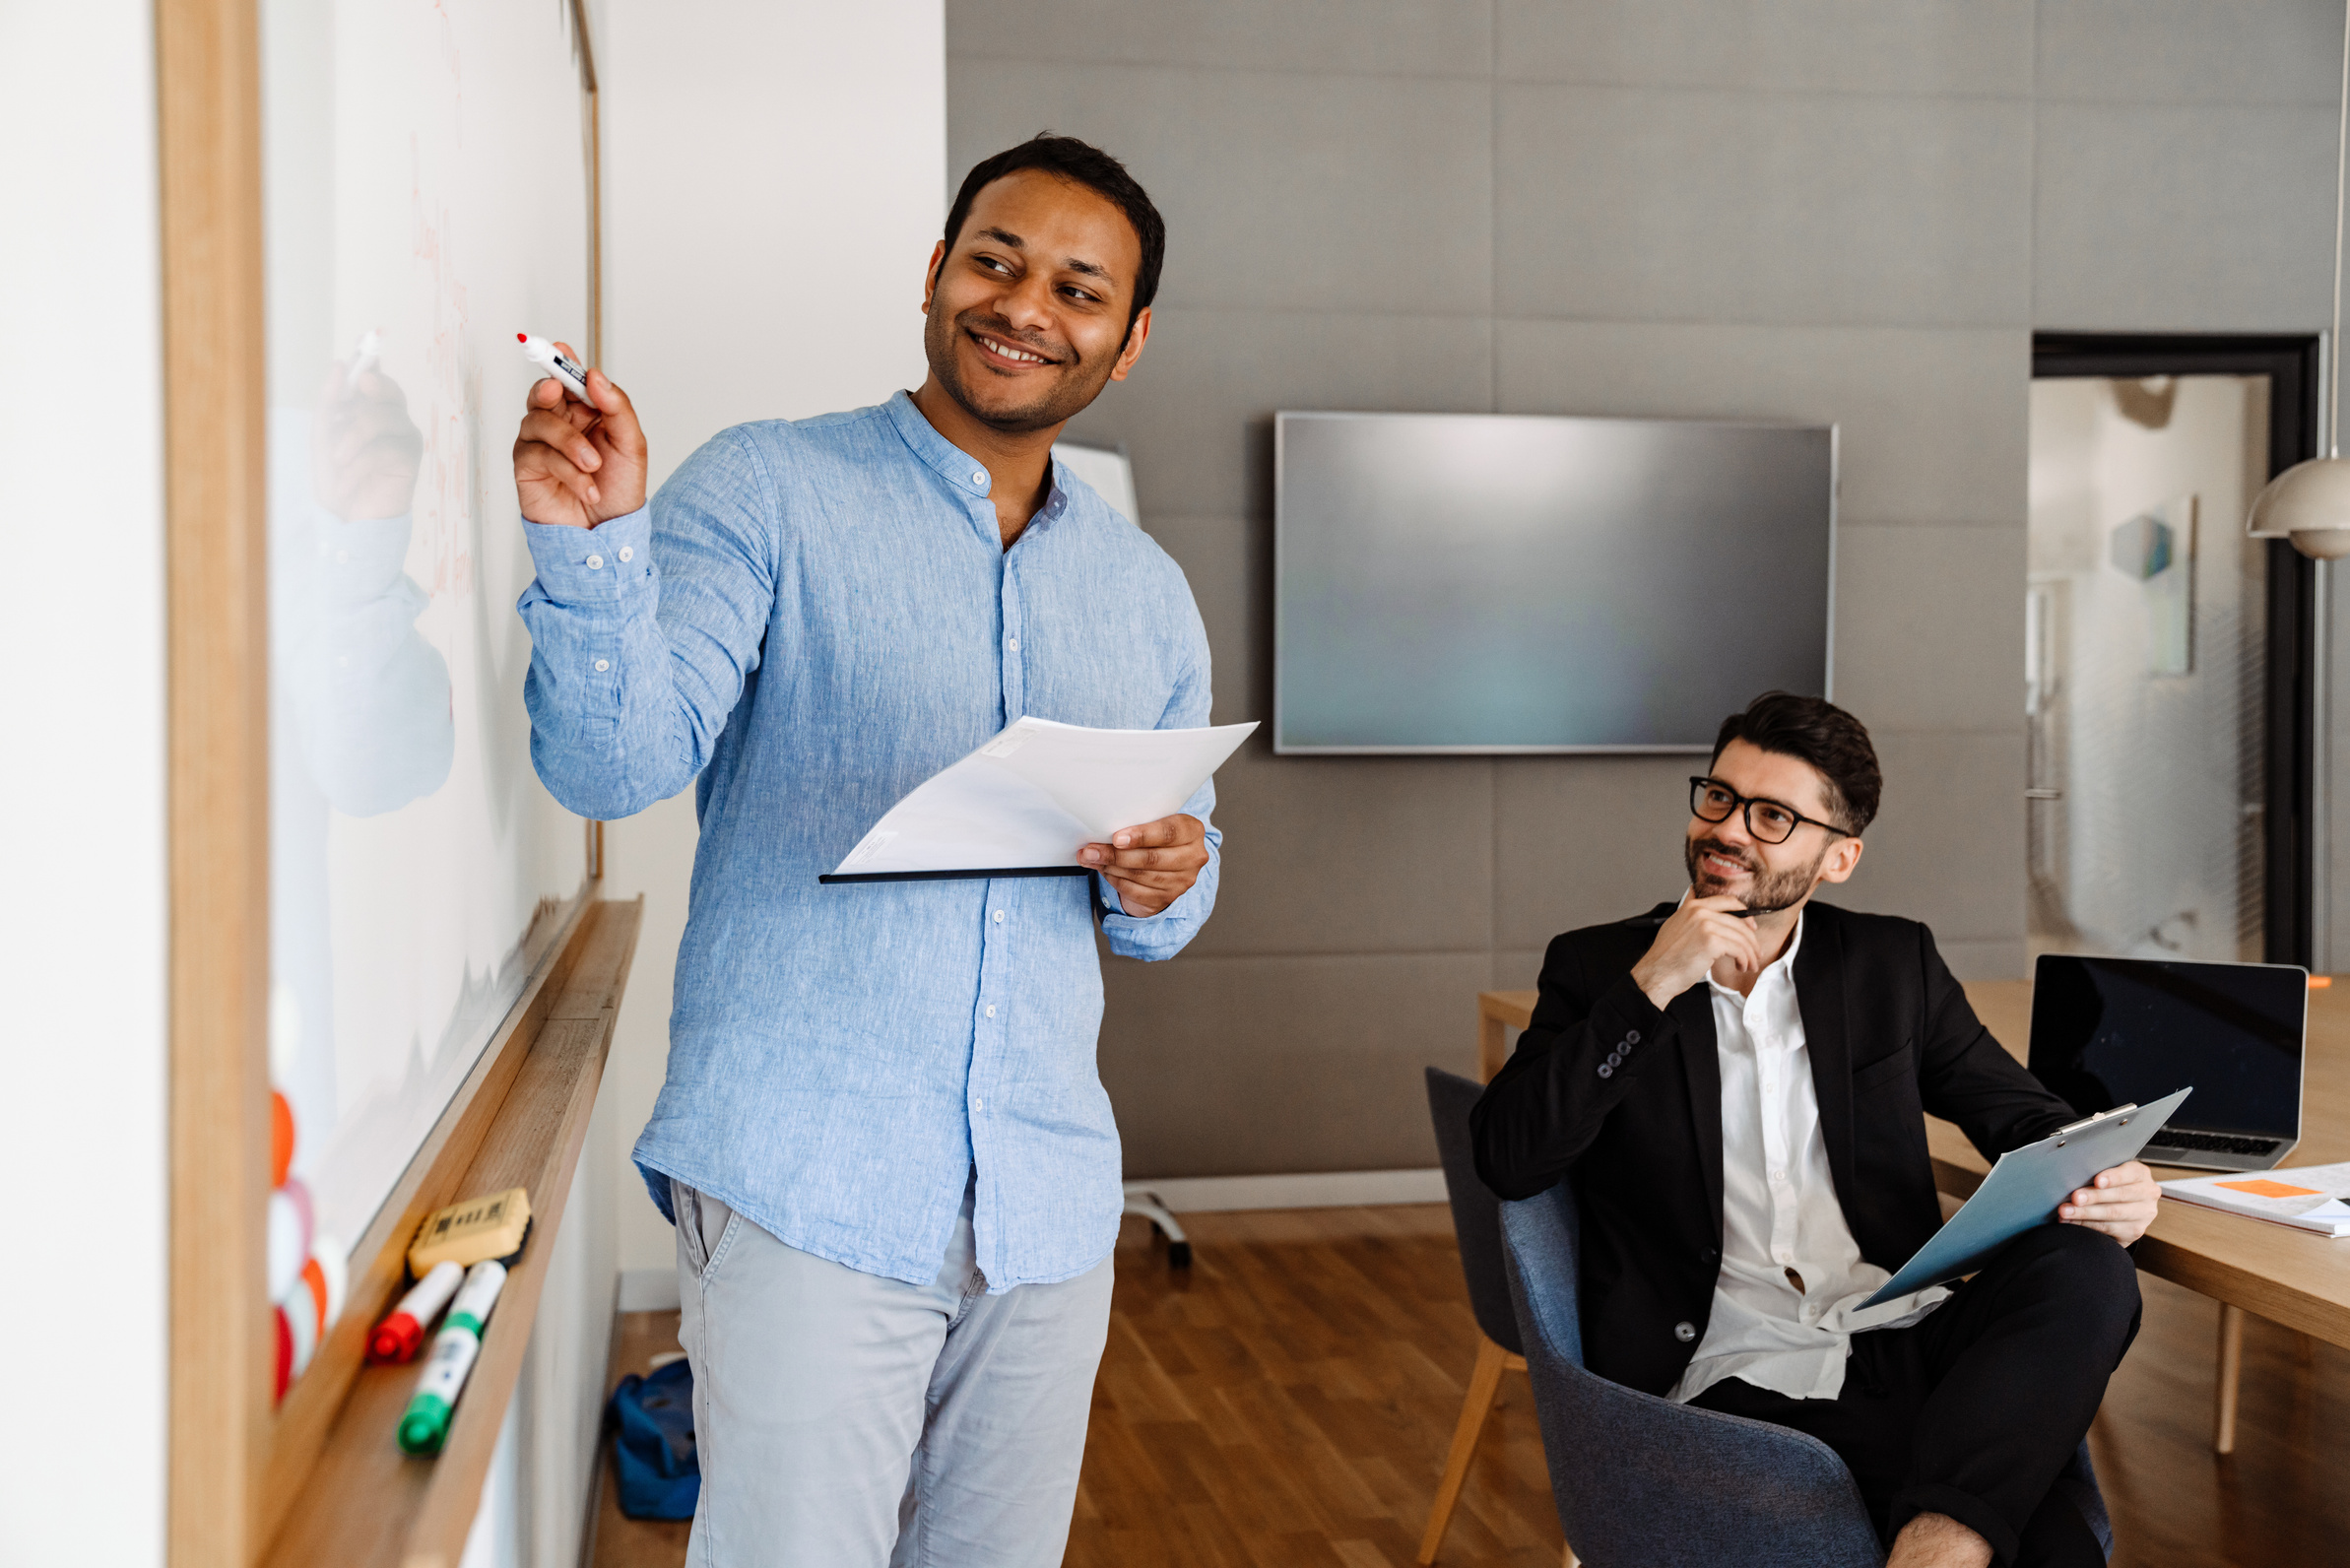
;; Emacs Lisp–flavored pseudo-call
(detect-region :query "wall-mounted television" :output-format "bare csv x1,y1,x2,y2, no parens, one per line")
1273,411,1838,754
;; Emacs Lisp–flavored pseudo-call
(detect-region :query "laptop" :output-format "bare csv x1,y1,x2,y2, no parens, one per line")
2027,953,2308,1173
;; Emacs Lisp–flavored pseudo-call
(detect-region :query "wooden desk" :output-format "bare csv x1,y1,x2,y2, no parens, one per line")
1473,980,2350,1352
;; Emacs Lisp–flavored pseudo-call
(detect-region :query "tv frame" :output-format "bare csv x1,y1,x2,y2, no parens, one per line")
1272,409,1840,756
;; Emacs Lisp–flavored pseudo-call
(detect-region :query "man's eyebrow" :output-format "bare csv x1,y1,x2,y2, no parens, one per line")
1062,256,1112,283
976,226,1025,249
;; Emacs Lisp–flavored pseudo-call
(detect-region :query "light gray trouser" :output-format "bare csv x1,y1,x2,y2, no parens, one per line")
671,1176,1113,1568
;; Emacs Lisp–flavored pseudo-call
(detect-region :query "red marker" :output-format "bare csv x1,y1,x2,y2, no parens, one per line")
517,333,590,400
368,1260,466,1363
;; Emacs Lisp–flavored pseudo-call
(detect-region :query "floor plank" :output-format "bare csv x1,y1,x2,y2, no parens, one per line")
585,1207,2350,1567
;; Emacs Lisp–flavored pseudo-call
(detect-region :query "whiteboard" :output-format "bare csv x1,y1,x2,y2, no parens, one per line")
261,0,593,1253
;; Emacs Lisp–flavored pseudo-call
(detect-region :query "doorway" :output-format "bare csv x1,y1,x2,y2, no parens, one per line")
2028,335,2322,968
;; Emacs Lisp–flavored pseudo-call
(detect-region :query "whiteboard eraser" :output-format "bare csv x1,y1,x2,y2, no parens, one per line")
408,1187,532,1276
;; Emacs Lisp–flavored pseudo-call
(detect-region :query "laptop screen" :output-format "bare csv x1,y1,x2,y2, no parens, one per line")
2027,955,2306,1140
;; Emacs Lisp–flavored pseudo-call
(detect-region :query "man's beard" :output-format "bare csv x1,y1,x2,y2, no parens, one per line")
922,302,1118,434
1685,835,1828,914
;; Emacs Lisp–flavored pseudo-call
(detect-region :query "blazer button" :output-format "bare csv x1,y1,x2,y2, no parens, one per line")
1674,1321,1697,1342
1598,1064,1614,1078
1626,1029,1641,1045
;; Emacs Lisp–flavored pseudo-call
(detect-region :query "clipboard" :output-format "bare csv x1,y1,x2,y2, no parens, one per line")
1860,1085,2191,1308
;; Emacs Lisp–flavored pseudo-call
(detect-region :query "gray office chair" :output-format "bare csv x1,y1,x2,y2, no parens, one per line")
1498,1177,2115,1566
1420,1068,1539,1563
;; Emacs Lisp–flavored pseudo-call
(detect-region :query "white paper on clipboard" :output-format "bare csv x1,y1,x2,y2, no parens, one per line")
824,715,1258,882
1860,1085,2192,1308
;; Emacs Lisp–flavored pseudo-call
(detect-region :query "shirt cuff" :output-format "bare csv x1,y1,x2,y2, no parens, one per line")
521,506,653,605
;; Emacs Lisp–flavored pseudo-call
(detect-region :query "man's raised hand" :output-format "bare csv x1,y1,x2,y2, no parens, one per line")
512,342,648,529
1629,894,1765,1011
1079,814,1208,918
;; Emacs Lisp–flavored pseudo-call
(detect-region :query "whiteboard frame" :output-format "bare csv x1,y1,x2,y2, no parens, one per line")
161,3,605,1562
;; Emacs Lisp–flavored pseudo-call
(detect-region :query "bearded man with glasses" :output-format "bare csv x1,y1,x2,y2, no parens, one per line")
1472,691,2158,1568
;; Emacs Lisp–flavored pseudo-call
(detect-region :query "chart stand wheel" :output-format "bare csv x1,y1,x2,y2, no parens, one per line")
1121,1183,1192,1271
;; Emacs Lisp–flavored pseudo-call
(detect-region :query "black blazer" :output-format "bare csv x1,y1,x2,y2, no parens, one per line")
1470,900,2077,1399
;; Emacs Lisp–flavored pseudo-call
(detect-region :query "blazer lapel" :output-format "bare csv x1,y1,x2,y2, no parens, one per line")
1795,907,1859,1209
1672,982,1725,1244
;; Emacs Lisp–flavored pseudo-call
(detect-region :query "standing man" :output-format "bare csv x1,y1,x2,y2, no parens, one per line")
510,137,1212,1567
1473,693,2157,1568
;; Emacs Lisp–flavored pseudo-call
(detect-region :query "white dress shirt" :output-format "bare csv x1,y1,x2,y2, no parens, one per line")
1667,909,1949,1405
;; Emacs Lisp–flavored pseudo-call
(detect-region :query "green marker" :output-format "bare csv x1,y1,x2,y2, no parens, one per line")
397,1259,508,1455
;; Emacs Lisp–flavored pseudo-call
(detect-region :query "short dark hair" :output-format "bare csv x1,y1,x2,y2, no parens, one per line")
940,134,1165,337
1711,692,1882,834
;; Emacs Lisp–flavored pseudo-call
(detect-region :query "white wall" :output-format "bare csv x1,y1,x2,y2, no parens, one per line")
596,0,947,1295
0,2,168,1565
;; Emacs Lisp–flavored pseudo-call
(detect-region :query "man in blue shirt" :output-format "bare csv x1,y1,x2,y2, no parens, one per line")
509,136,1216,1567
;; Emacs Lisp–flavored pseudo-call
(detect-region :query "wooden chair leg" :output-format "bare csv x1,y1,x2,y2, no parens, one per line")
2213,1302,2244,1455
1417,1337,1510,1564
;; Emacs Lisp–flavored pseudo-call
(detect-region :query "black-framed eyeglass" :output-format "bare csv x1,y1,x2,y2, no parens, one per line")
1688,776,1854,846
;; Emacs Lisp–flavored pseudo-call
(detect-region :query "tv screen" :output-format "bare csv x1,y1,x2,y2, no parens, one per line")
1273,411,1837,753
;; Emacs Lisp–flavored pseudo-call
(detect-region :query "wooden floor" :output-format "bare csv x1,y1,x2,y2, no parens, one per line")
588,1207,2349,1568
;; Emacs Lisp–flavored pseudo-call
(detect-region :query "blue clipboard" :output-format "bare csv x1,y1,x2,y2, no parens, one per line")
1860,1085,2191,1308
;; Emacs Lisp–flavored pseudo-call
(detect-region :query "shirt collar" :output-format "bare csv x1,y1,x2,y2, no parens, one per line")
882,389,1073,537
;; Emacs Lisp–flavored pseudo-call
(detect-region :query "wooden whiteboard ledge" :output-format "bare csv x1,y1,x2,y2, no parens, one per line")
259,895,641,1568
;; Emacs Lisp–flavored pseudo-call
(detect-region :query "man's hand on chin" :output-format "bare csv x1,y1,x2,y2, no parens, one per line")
2058,1159,2161,1247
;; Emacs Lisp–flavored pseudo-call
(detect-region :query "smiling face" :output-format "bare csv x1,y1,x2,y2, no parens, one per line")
1684,739,1864,914
920,168,1150,435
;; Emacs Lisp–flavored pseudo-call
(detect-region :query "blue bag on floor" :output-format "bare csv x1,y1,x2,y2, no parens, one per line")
608,1357,699,1520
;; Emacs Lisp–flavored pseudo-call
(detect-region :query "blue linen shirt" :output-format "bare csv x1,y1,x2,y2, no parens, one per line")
516,391,1219,1290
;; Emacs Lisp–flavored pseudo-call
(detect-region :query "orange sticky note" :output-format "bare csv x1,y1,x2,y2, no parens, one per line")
2216,1179,2322,1200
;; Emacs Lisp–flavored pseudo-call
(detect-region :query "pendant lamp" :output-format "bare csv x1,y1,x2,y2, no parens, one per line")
2248,0,2350,559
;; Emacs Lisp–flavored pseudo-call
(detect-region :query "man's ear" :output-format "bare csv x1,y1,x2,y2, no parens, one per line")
922,240,946,313
1817,836,1864,886
1108,304,1153,383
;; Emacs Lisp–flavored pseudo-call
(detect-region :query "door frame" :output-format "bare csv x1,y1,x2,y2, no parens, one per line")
2030,332,2324,967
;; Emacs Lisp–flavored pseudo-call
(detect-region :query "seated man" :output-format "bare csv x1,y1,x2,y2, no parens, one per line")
1471,691,2155,1568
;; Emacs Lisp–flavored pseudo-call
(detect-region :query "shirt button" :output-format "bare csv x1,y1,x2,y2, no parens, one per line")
973,1097,984,1111
586,554,604,569
1674,1321,1697,1342
985,1005,997,1018
618,546,634,562
972,469,988,486
1772,1170,1787,1183
993,910,1005,923
1008,637,1019,652
594,659,610,672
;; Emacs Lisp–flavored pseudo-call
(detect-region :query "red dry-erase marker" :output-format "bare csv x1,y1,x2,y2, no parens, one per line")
368,1259,466,1363
517,333,590,400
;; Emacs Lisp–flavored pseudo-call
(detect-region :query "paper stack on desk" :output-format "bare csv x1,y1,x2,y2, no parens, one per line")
822,715,1258,883
2160,1163,2350,1238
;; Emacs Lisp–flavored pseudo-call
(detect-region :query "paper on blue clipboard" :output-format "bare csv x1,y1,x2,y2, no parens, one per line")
828,716,1258,879
1860,1085,2191,1309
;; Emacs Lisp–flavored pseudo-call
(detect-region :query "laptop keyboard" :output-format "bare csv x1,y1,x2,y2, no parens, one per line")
2146,1131,2285,1157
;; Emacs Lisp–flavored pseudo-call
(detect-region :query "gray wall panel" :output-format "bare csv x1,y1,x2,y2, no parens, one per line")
1492,754,1695,951
2033,101,2335,331
1097,952,1494,1175
1498,0,2032,95
2036,1,2342,105
950,0,1493,77
950,61,1494,314
1496,85,2033,326
1183,749,1498,958
944,0,2346,1177
1833,525,2028,732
